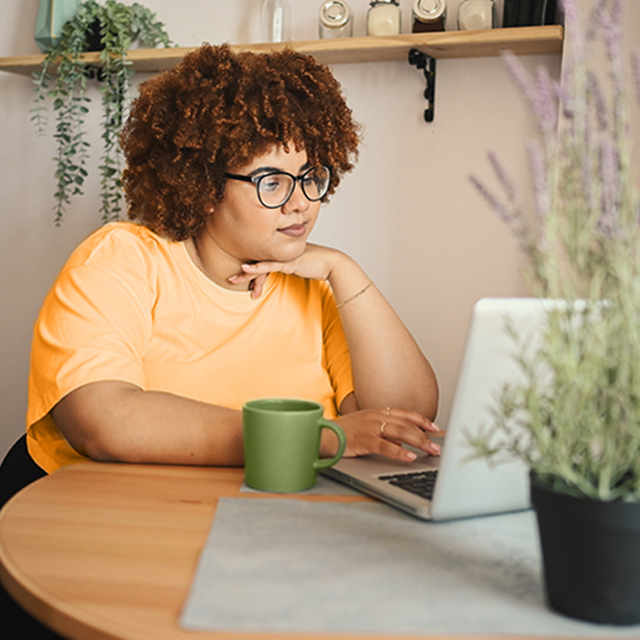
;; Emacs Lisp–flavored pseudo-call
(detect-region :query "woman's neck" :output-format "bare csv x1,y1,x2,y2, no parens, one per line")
188,235,250,292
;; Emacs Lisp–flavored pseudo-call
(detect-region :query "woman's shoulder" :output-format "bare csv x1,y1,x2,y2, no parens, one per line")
75,220,167,253
65,222,176,270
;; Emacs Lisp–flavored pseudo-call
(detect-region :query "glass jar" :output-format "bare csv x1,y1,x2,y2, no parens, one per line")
262,0,292,43
366,0,401,37
319,1,353,39
412,0,447,33
457,0,496,30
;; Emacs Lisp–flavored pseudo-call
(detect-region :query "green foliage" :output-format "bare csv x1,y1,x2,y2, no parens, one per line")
31,0,173,225
470,1,640,502
471,304,640,501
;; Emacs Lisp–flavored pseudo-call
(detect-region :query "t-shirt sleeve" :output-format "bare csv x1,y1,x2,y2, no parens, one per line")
27,237,155,429
320,283,354,412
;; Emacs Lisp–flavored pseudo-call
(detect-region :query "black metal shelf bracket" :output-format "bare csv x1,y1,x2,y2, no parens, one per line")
408,49,436,123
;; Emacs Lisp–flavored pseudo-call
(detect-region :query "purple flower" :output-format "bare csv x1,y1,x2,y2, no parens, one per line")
527,140,550,227
586,0,611,41
535,65,560,136
469,157,530,252
560,0,586,64
632,51,640,105
476,0,639,289
581,125,596,214
501,51,538,114
500,51,559,137
555,80,574,122
587,71,608,132
598,0,624,67
488,151,517,206
469,175,511,224
595,0,627,137
598,136,620,237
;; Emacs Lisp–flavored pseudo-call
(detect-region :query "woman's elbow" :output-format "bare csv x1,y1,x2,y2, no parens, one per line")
51,381,142,463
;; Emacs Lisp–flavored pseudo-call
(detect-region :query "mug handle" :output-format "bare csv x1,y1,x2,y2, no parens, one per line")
313,419,347,470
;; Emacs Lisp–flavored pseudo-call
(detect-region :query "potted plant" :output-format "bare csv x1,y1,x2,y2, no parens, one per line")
31,0,173,224
470,0,640,625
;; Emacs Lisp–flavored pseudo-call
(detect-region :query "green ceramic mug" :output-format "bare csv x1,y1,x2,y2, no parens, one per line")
243,398,347,492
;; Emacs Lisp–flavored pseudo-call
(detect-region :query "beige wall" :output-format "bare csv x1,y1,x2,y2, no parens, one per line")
1,0,631,460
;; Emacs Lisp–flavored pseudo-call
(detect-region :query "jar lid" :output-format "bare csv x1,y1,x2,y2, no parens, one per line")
413,0,446,22
369,0,399,6
320,1,352,28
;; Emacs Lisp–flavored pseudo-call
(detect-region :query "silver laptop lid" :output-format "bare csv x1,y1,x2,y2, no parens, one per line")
429,297,546,519
326,298,552,521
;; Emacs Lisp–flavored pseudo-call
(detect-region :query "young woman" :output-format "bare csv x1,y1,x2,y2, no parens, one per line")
23,43,440,477
0,42,441,640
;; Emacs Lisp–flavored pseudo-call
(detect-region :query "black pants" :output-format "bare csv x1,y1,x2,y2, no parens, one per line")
0,436,65,639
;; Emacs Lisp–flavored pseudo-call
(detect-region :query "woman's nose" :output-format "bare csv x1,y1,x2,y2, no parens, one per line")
282,180,310,213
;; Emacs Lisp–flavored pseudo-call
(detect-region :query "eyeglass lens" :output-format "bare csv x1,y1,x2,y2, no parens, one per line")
258,166,330,208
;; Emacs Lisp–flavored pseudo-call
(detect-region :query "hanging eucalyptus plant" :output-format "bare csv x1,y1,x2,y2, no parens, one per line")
31,0,173,224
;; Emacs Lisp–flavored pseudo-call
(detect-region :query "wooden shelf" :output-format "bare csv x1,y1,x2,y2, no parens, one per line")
0,25,562,76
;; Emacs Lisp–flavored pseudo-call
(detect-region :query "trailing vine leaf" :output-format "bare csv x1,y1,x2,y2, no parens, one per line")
31,0,174,225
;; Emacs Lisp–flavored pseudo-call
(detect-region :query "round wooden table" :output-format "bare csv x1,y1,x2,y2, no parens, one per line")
0,461,369,640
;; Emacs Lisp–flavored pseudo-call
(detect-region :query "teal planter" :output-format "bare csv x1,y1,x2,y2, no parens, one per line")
34,0,81,53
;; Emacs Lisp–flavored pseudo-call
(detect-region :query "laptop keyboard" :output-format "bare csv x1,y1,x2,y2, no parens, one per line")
378,470,438,500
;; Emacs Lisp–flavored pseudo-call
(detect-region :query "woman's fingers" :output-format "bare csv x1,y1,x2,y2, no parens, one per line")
249,273,268,299
226,269,270,298
333,408,442,462
378,414,441,457
382,407,440,433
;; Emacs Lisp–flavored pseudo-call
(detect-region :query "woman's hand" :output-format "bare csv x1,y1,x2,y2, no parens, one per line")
324,407,442,462
233,241,439,423
229,243,340,297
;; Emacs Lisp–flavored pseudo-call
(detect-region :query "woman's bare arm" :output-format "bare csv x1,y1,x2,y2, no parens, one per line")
233,246,440,462
53,247,439,467
235,245,438,418
51,380,244,466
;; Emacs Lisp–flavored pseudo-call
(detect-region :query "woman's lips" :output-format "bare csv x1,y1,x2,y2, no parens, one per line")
278,223,307,238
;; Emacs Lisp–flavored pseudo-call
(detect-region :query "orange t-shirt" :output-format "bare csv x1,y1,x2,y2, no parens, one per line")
26,222,354,473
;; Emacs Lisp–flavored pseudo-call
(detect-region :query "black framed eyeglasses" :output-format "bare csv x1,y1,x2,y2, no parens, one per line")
224,165,331,209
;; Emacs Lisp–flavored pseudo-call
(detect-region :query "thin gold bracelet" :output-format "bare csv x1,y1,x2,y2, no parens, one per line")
336,281,374,310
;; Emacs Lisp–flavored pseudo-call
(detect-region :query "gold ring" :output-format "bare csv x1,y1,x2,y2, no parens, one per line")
380,421,387,437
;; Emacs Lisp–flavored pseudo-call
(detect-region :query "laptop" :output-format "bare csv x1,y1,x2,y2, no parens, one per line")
323,297,553,521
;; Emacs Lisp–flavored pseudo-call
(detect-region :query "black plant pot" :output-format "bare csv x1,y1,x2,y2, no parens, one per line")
84,18,105,52
82,19,109,82
531,477,640,625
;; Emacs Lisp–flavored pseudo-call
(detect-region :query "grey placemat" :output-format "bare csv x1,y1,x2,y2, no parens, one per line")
181,498,640,637
240,473,361,496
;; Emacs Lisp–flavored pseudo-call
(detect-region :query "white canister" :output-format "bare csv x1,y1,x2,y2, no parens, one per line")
457,0,496,30
366,0,402,36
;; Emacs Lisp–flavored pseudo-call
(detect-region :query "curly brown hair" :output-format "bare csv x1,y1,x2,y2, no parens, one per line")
120,44,361,241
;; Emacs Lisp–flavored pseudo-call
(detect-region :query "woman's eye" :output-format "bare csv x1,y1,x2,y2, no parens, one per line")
260,176,284,193
302,175,320,194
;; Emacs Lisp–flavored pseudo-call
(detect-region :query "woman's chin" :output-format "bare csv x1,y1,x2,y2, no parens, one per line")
266,238,308,263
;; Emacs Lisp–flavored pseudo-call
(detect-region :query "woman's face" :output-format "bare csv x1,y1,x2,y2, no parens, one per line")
205,144,321,267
